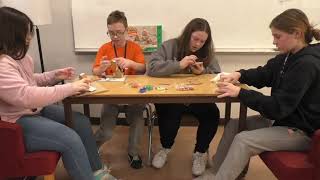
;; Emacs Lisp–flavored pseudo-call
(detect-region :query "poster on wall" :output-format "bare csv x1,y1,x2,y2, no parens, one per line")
127,25,162,53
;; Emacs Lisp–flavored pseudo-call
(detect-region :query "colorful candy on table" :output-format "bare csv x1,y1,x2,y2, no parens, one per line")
128,82,197,93
175,84,194,91
78,74,205,94
129,83,155,93
129,82,169,93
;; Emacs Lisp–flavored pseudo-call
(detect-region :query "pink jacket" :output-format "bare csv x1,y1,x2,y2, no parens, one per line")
0,54,75,123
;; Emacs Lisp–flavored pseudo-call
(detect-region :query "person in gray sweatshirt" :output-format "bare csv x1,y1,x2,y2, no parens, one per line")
146,18,221,176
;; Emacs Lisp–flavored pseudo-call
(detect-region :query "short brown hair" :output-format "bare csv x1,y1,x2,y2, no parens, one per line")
270,9,320,44
0,7,34,60
107,10,128,28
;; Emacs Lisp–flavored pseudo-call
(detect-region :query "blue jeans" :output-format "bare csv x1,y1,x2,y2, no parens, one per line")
16,105,102,180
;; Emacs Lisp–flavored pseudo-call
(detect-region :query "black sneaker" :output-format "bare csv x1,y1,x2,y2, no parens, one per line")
128,154,143,169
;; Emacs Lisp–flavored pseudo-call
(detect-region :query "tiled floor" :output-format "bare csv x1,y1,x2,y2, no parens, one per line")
39,125,276,180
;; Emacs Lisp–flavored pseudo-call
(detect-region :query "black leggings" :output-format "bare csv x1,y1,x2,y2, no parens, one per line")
155,103,220,153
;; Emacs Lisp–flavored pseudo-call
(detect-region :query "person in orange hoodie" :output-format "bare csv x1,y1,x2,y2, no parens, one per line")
92,10,146,169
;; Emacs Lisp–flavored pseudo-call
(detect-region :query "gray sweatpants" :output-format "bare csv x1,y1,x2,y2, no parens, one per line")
94,104,145,156
212,115,312,180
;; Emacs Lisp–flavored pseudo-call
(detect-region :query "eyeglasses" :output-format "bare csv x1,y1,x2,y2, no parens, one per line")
107,30,126,37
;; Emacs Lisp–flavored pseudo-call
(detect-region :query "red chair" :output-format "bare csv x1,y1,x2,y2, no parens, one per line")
0,120,60,180
260,129,320,180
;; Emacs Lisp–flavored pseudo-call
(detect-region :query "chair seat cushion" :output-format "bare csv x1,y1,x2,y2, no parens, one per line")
4,151,60,177
260,151,314,180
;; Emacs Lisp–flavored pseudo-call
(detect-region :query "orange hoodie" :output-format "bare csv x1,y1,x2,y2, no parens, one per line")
93,40,145,75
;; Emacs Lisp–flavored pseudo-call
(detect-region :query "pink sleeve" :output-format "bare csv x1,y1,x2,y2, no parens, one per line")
0,61,75,109
33,70,60,87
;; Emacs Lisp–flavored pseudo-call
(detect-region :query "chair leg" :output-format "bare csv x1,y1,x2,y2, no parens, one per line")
83,104,90,118
148,115,156,166
145,104,155,166
43,173,55,180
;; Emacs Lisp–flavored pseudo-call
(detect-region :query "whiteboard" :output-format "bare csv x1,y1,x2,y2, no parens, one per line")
71,0,320,53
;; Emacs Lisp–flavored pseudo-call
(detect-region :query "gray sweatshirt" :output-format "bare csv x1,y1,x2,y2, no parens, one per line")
146,39,221,77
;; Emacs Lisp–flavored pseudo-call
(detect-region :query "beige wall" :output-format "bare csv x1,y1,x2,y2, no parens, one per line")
28,0,276,118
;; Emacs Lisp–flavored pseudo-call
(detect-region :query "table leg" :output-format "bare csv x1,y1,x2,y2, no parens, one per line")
238,102,247,132
238,102,249,178
225,102,231,124
63,101,73,128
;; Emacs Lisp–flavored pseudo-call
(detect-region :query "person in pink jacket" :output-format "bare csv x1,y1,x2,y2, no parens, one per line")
0,7,116,180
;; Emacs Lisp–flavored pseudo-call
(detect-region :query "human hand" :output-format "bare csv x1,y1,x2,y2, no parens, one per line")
190,62,204,75
180,55,197,69
71,78,91,95
216,81,241,98
114,57,134,70
220,72,241,84
55,67,75,81
99,56,111,72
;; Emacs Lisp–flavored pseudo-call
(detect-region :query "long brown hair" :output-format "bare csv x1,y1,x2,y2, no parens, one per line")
176,18,214,66
0,7,34,60
270,8,320,44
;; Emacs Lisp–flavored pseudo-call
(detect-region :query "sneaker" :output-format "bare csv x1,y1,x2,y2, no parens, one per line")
152,148,171,168
94,168,117,180
192,152,208,176
193,170,215,180
128,154,143,169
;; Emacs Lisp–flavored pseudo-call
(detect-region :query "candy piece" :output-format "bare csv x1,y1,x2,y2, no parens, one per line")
176,85,194,91
155,86,167,91
139,87,147,93
79,73,87,79
130,82,141,88
145,85,153,91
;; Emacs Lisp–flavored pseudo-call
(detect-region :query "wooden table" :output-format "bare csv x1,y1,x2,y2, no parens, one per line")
63,74,247,130
62,74,247,165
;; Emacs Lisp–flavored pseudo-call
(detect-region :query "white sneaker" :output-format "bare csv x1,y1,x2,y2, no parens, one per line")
193,170,215,180
152,148,171,168
94,168,117,180
192,152,208,176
